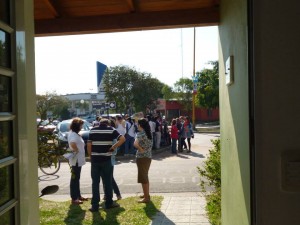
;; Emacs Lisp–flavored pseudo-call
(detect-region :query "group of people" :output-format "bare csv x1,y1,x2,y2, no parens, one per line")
65,113,194,212
147,115,171,149
170,116,194,154
66,115,152,212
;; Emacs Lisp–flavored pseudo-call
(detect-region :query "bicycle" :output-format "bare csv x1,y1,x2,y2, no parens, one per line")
38,151,61,175
37,125,67,175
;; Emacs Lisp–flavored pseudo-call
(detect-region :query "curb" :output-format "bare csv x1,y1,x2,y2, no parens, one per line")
195,126,220,133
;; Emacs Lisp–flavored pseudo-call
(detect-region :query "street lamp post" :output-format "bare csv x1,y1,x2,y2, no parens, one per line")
80,99,84,116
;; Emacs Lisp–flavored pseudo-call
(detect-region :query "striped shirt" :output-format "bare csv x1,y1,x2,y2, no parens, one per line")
88,124,121,163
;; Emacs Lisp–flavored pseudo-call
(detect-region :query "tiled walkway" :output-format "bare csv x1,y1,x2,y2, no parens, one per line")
150,193,211,225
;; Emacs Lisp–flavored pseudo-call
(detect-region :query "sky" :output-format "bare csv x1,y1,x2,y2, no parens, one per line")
34,26,218,95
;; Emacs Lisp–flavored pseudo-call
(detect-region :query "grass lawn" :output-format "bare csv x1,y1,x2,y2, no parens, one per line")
39,196,163,225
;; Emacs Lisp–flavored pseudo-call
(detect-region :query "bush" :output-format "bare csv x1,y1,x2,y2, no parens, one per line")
198,139,221,225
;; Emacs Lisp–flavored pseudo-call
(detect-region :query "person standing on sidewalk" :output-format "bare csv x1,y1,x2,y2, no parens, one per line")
67,118,88,205
134,118,153,203
170,119,179,154
182,116,194,153
176,117,183,152
179,116,188,151
147,115,156,149
124,117,136,156
102,119,122,201
87,118,125,212
115,115,126,155
154,116,162,149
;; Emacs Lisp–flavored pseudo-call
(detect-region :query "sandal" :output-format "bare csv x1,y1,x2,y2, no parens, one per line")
139,195,151,199
138,198,150,203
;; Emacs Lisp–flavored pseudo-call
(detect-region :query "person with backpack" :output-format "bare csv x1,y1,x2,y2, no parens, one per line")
124,117,137,156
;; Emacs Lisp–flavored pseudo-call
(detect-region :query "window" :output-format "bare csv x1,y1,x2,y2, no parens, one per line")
0,29,11,68
0,1,17,224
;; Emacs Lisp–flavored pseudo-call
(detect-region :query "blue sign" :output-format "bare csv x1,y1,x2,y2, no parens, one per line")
96,61,107,87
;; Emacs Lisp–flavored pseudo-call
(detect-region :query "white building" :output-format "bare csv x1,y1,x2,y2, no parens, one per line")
63,92,105,116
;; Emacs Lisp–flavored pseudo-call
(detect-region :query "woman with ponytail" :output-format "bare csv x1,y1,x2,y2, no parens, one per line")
134,118,153,203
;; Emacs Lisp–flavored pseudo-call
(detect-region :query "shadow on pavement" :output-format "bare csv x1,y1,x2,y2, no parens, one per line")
38,174,59,181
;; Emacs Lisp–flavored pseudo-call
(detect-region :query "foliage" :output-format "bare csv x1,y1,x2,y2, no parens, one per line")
39,196,163,225
103,65,164,114
37,120,67,169
195,61,219,110
36,92,71,120
161,84,174,100
198,139,221,225
173,78,193,115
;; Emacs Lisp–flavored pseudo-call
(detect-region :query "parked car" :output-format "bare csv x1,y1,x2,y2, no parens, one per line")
53,119,91,149
82,115,96,123
37,119,56,133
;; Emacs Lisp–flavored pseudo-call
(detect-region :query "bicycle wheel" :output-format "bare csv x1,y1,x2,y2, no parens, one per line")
39,157,61,175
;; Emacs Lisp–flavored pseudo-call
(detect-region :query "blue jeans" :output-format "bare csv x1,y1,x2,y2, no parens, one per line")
70,163,82,200
171,138,177,153
125,136,135,154
91,160,113,209
102,166,121,197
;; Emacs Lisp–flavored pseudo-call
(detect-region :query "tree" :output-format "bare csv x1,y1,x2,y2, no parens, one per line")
195,61,219,110
36,92,71,120
132,75,164,112
161,84,175,100
173,78,193,115
52,97,72,120
103,65,164,114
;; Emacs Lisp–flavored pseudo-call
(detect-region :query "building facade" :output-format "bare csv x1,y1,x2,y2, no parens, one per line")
63,93,105,116
155,98,219,122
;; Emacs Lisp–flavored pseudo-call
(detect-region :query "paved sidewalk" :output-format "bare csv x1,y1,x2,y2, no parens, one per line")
150,192,210,225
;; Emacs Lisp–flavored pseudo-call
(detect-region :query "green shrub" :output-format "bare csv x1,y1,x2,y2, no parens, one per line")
198,138,221,225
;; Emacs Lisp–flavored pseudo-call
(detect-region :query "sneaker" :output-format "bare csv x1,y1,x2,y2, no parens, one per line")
106,202,120,209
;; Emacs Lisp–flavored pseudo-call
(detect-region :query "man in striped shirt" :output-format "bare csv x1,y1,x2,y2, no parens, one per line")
87,118,125,212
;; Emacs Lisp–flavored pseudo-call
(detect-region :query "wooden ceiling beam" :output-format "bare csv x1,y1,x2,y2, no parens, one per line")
125,0,136,12
43,0,60,17
34,7,219,36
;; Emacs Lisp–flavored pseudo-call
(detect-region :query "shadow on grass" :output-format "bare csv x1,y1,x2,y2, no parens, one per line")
144,200,159,219
64,204,86,225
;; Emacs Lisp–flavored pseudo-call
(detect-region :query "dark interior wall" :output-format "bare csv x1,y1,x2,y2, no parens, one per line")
253,0,300,224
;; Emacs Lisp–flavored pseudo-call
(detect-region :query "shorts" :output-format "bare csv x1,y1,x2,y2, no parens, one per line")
136,157,152,184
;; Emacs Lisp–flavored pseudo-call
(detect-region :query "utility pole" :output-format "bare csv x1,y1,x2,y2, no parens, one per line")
192,27,196,129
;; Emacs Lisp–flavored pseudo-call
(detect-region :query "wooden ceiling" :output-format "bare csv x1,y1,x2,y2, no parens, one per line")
34,0,220,36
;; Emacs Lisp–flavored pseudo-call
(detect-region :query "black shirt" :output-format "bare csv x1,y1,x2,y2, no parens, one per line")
88,124,121,163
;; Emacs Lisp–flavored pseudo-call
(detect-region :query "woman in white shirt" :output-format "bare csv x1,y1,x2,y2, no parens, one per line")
68,118,87,205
